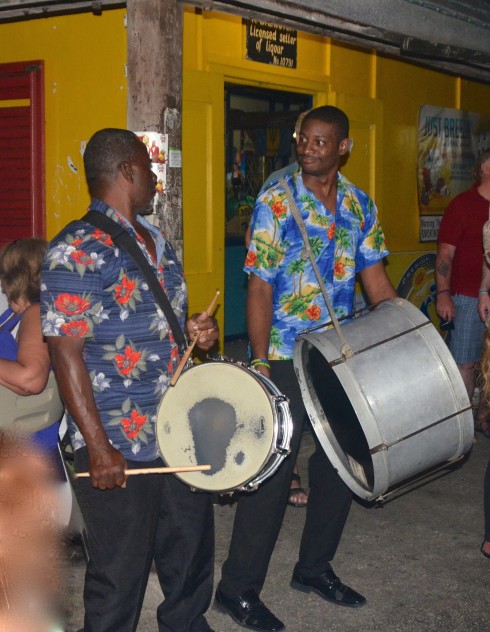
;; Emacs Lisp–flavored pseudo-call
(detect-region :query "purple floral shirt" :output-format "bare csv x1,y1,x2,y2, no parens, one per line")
40,200,187,461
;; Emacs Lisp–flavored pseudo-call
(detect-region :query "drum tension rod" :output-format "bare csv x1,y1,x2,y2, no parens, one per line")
274,447,291,456
329,321,432,367
370,406,473,454
274,395,289,403
373,455,465,504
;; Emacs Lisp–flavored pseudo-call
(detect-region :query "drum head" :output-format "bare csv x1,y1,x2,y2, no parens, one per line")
156,362,276,492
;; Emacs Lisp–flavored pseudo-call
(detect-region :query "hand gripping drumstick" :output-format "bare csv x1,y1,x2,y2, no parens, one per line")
75,464,211,478
170,290,220,387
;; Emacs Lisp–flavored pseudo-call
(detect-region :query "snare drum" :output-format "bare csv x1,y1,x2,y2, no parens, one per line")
156,360,292,493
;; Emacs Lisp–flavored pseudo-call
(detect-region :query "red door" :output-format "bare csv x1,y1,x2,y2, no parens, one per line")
0,61,45,246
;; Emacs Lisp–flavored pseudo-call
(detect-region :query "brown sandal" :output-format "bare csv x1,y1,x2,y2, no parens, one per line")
288,472,308,508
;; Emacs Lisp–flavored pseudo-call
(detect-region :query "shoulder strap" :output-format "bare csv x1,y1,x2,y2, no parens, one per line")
0,308,21,334
82,210,187,354
278,177,352,358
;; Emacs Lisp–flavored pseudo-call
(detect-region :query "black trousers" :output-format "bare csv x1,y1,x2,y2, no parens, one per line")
74,448,214,632
219,359,352,598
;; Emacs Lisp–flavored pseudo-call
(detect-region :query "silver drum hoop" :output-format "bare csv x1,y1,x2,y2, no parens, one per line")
156,361,292,493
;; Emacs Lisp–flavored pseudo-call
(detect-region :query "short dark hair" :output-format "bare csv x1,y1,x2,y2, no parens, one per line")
0,238,48,304
83,128,142,194
301,106,350,141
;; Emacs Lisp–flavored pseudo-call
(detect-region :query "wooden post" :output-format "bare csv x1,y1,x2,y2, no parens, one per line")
126,0,183,256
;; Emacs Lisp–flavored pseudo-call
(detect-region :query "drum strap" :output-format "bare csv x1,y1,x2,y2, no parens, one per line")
82,210,188,355
279,178,353,358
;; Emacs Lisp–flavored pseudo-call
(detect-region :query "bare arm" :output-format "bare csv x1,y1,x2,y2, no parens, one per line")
358,262,397,305
478,261,490,322
435,242,456,321
246,273,273,376
0,304,50,395
47,336,126,489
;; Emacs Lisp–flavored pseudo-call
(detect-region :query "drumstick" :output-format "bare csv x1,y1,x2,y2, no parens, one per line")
170,290,220,386
75,464,211,478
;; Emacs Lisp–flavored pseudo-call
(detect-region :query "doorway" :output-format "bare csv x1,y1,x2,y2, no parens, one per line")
224,84,312,339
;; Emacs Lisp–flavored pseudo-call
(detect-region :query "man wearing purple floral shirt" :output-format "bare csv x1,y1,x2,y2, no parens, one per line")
41,129,218,632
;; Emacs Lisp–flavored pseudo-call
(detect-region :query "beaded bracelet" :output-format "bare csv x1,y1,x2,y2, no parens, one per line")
251,358,270,370
479,289,489,294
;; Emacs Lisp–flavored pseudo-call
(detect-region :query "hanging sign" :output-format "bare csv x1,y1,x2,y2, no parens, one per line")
417,105,490,242
245,19,297,69
134,131,168,204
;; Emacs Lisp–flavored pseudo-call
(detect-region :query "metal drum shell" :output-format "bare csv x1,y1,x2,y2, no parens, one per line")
293,298,474,501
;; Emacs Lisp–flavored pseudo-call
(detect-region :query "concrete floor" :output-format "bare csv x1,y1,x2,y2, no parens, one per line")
61,339,490,632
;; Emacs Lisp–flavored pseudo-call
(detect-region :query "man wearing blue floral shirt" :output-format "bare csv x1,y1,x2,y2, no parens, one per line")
216,106,397,631
41,129,218,632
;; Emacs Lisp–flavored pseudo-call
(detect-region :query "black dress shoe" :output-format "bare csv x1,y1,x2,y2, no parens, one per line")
215,587,285,631
290,568,366,608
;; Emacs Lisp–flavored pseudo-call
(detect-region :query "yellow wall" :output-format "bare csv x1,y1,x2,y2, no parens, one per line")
375,58,456,254
183,8,490,258
182,9,330,329
0,10,127,238
2,7,490,335
182,7,490,319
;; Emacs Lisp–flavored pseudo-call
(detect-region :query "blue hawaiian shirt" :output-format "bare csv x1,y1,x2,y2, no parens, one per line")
40,199,187,461
244,170,389,359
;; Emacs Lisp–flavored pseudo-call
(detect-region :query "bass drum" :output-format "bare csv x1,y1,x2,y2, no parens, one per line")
293,298,474,501
156,360,292,493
